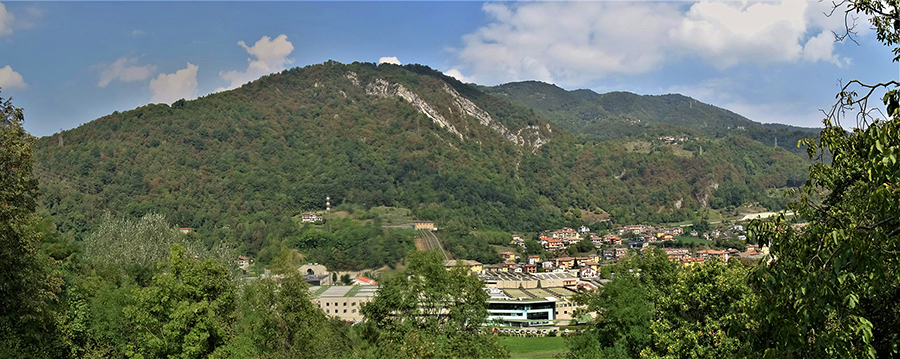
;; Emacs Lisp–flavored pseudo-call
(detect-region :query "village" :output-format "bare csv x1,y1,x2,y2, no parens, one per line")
240,219,771,330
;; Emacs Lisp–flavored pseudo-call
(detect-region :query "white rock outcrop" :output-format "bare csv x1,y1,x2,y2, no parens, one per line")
365,78,464,140
345,72,360,87
351,72,551,151
443,84,518,145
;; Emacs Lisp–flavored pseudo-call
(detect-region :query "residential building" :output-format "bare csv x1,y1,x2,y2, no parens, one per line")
352,275,377,285
235,256,250,270
499,251,517,262
523,264,537,273
443,260,484,274
414,220,436,230
540,235,564,250
579,267,598,278
549,227,580,242
301,212,320,223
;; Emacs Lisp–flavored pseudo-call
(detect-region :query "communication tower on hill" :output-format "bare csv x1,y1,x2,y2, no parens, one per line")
326,196,330,213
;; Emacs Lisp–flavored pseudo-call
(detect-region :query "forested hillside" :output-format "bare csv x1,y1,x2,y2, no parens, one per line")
484,81,821,158
32,62,809,263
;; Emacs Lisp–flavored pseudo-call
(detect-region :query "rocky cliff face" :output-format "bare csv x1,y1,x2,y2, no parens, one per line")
364,77,464,140
349,71,550,152
442,84,519,145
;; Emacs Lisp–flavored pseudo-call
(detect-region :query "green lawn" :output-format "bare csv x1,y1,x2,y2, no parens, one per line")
675,236,711,245
499,336,566,359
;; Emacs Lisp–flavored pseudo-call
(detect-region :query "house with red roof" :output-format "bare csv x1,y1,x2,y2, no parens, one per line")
352,275,378,285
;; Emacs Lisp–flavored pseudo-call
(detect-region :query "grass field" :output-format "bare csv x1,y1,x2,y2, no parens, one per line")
675,236,712,245
499,336,566,359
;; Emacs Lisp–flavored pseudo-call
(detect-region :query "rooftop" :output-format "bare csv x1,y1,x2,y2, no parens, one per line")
309,285,379,298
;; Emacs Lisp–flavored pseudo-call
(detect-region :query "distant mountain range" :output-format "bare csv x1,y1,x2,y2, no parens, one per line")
31,62,812,259
483,80,819,157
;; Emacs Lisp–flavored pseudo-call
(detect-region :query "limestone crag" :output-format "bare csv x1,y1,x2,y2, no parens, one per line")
345,72,360,87
364,78,464,140
443,84,518,145
516,125,547,154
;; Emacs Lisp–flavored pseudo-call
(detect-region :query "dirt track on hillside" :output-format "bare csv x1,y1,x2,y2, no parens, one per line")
414,236,426,251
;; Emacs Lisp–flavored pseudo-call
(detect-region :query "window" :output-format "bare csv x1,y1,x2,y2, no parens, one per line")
352,309,356,313
352,302,356,306
343,302,346,306
326,303,330,306
343,309,347,313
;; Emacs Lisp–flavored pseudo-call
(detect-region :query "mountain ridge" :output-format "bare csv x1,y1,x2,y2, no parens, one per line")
482,80,819,158
31,61,809,263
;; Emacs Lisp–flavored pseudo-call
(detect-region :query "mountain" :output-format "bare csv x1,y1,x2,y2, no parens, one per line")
31,62,809,263
483,81,820,157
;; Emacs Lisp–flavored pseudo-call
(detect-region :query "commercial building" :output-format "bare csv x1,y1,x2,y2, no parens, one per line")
309,285,378,322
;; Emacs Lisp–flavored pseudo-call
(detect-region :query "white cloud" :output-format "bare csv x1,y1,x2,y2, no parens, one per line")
671,0,851,69
452,1,850,86
802,30,850,66
444,68,472,83
0,2,15,37
149,62,198,104
453,2,681,86
0,65,26,89
378,56,401,65
132,29,145,36
217,34,294,92
97,57,156,87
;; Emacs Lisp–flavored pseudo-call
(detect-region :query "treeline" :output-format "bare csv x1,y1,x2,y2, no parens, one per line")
7,212,476,358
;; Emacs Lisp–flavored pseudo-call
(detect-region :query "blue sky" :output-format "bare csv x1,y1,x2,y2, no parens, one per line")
0,1,897,137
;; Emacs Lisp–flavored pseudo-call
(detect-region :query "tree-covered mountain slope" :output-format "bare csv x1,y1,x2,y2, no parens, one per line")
483,81,820,158
32,62,808,261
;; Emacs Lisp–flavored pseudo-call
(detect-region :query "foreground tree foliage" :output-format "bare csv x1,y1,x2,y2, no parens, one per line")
565,250,753,359
0,90,65,357
220,267,353,359
360,251,507,359
643,259,754,359
747,1,900,357
125,244,237,359
749,108,900,358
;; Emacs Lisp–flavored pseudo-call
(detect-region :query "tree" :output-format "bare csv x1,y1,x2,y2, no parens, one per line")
222,271,352,359
692,216,710,234
572,237,596,254
565,275,653,359
84,213,232,285
523,239,544,256
360,251,506,358
0,90,63,357
642,259,754,359
125,244,237,359
566,249,679,358
748,2,900,357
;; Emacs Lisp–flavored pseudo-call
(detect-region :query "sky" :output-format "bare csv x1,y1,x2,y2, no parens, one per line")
0,1,897,137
